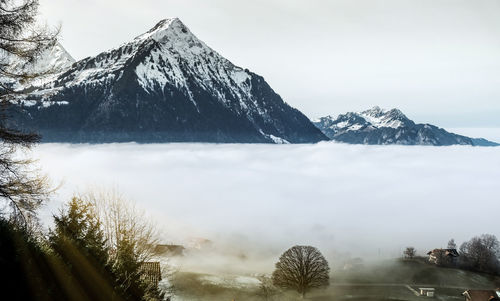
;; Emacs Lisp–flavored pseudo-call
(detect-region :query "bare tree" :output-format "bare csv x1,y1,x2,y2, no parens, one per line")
75,190,165,299
447,239,457,249
0,0,57,226
460,234,500,274
79,190,160,263
272,245,330,298
404,247,416,259
0,144,50,224
481,234,500,256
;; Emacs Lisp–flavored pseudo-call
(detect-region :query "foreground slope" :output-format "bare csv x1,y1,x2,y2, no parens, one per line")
10,19,327,144
314,107,498,146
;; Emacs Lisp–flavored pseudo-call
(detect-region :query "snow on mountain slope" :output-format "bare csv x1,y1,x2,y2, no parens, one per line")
1,42,75,90
25,19,259,112
314,106,414,135
314,107,498,146
10,18,327,144
31,43,75,74
133,18,253,111
359,106,413,129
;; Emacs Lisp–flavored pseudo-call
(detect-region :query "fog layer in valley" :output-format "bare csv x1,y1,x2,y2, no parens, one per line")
32,141,500,273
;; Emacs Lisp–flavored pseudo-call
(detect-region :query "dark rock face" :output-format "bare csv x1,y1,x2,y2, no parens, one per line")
11,19,327,144
313,107,498,146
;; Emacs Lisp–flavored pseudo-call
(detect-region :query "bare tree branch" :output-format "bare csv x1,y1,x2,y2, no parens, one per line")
272,245,330,298
0,0,58,226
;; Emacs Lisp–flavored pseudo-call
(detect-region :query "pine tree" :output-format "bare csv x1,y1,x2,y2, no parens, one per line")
112,229,147,300
50,196,164,300
49,197,118,301
0,0,57,226
0,218,68,300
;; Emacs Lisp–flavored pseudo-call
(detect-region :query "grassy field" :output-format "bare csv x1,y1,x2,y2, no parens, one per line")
333,257,500,288
169,258,500,301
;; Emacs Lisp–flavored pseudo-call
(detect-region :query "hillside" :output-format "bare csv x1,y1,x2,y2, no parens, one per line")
167,258,500,301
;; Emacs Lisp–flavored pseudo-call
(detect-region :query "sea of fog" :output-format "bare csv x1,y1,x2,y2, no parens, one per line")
31,140,500,270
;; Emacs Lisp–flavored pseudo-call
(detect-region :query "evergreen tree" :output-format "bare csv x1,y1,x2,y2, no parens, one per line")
83,191,165,300
112,229,148,300
0,0,56,226
110,224,164,300
49,197,119,301
0,218,67,300
50,196,164,300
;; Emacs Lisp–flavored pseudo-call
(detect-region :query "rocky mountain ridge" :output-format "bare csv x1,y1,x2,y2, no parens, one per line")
8,18,327,144
314,107,498,146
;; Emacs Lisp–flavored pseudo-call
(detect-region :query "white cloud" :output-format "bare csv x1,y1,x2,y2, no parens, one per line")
33,142,500,263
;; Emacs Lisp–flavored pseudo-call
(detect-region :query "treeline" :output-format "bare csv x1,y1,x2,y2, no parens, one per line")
458,235,500,275
0,195,165,301
406,235,500,275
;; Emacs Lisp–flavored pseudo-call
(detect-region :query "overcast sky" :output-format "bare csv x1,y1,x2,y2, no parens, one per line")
39,0,500,127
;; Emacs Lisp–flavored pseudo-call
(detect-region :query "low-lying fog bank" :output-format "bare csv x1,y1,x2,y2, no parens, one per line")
32,141,500,273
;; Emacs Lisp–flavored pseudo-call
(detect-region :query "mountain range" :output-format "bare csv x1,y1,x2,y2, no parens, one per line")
8,18,327,144
313,107,498,146
6,19,497,146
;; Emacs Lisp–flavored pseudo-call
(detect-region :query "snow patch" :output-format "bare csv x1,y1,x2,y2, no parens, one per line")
200,274,260,289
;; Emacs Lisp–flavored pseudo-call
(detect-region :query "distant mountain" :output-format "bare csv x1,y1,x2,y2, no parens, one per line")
313,107,498,146
9,18,327,144
1,42,75,90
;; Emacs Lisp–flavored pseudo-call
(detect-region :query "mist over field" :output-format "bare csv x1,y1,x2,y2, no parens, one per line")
33,140,500,270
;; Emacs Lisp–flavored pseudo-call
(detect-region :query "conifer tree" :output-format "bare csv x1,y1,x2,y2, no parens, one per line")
49,197,118,301
0,0,57,226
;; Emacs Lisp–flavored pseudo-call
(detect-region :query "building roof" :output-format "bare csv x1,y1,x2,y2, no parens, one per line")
427,248,459,257
463,290,500,301
140,262,162,286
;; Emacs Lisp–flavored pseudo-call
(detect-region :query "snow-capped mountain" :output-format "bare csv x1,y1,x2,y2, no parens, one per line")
1,42,75,89
28,42,75,74
314,107,498,146
10,18,327,144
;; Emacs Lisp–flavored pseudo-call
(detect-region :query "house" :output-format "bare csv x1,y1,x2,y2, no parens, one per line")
140,262,162,288
463,290,500,301
427,248,459,265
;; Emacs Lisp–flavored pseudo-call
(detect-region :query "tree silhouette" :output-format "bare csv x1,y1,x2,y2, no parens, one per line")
0,0,58,226
404,247,416,259
448,239,457,249
272,245,330,298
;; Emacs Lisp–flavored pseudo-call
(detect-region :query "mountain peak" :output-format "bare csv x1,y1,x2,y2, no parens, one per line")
136,18,193,43
313,107,498,146
148,18,185,33
12,18,327,144
361,106,385,117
